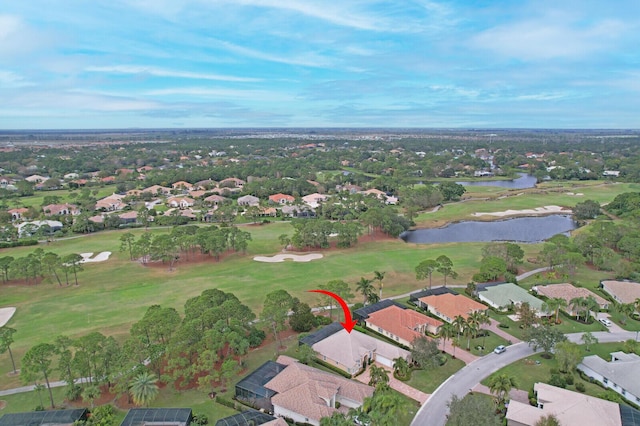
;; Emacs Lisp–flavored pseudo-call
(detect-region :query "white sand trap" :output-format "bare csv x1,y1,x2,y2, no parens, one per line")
79,252,112,263
471,205,571,218
254,253,324,263
0,307,16,327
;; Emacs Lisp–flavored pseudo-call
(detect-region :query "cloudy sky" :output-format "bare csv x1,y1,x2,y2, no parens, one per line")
1,0,639,129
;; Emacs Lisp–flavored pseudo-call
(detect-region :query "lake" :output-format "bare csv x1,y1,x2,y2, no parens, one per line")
457,173,537,189
401,214,576,244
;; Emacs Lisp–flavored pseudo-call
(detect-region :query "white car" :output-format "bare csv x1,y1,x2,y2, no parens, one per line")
494,345,506,354
599,318,612,327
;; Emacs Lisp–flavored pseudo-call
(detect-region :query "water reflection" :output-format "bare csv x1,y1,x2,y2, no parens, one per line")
457,173,537,189
401,214,576,244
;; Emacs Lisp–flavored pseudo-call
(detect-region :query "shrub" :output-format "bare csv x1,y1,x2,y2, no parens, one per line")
548,374,567,388
575,382,586,392
564,374,574,386
215,396,237,410
498,323,510,329
192,414,209,425
65,384,82,401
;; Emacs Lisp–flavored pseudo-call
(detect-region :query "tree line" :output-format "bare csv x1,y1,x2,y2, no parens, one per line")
0,248,84,286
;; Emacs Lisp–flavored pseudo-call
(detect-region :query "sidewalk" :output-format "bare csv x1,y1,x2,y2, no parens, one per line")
355,362,430,405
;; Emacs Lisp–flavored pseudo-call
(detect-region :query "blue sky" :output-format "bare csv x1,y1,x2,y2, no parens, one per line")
1,0,639,129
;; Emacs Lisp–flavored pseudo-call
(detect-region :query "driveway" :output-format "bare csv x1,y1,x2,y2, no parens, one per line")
356,362,430,405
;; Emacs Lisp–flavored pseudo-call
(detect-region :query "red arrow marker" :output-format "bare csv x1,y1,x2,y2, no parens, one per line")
308,289,357,333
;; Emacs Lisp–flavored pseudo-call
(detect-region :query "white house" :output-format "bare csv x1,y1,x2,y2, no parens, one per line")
577,352,640,405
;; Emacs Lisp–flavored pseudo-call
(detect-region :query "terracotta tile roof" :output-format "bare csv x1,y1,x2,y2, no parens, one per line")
265,356,373,424
367,305,442,344
419,293,487,320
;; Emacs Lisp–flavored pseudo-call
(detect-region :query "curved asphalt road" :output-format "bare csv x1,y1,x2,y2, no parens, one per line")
412,330,638,426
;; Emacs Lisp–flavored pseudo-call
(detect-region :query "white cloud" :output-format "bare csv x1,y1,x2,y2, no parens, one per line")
211,39,335,68
85,65,261,82
0,14,50,56
0,70,32,88
471,17,627,61
146,86,296,101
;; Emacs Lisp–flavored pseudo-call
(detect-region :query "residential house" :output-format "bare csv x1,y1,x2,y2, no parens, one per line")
365,305,443,346
172,181,194,191
63,172,79,180
219,177,245,188
264,355,374,426
0,176,14,188
355,300,443,344
141,185,171,195
24,174,49,183
188,190,206,199
360,188,397,205
268,193,295,204
118,211,138,224
42,203,79,216
578,352,640,406
603,170,621,177
601,280,640,305
238,195,260,207
299,322,410,373
476,282,549,316
95,194,127,211
506,382,636,426
302,193,328,208
204,194,228,206
136,165,154,173
414,290,488,322
533,283,609,316
167,196,195,209
7,207,28,221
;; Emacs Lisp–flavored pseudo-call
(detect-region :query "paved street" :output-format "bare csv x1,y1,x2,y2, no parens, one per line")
411,329,638,426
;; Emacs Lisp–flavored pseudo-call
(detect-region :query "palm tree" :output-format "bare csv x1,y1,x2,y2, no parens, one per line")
487,373,517,406
356,277,375,305
543,297,567,324
463,320,477,351
129,371,159,407
368,364,390,388
477,312,492,349
569,297,587,322
581,331,598,351
373,270,385,299
452,315,467,341
439,323,456,353
393,357,411,380
81,384,100,409
617,302,636,324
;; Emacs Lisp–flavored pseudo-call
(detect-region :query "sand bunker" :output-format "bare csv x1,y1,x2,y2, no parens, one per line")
254,253,324,263
471,205,571,218
79,252,112,263
0,307,16,327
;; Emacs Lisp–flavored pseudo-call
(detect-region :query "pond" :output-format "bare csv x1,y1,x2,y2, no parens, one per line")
401,214,576,244
457,173,537,189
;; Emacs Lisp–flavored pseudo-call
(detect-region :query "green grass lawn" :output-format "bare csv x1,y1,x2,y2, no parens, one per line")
482,342,628,398
8,187,116,209
407,356,465,393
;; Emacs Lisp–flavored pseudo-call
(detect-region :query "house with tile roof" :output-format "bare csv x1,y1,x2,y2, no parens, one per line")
264,355,374,426
172,181,193,191
578,352,640,406
219,177,245,188
167,196,195,209
238,195,260,207
42,203,80,216
506,382,640,426
7,207,29,221
95,194,127,211
268,193,295,204
302,193,328,208
300,322,410,372
533,283,609,316
601,280,640,306
416,292,488,322
141,184,171,195
364,305,443,347
477,282,549,316
204,194,228,206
